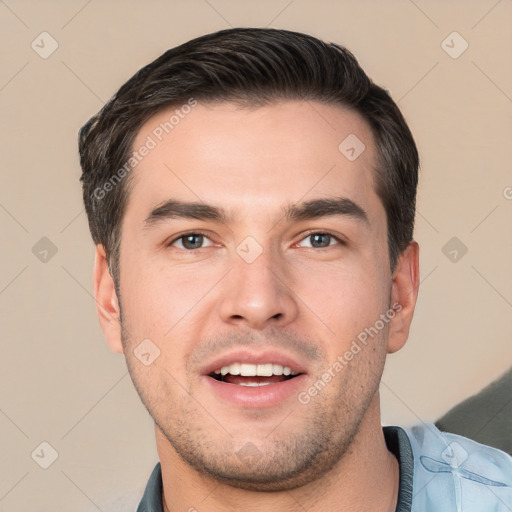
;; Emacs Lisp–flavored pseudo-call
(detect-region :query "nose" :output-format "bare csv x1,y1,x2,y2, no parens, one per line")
218,247,299,330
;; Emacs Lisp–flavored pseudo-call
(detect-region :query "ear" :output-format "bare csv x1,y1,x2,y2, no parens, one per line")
93,245,124,354
387,241,420,354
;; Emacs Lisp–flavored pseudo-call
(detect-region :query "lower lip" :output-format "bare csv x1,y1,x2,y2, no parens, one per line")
202,374,308,408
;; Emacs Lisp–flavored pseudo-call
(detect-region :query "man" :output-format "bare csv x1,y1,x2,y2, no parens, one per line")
78,28,511,511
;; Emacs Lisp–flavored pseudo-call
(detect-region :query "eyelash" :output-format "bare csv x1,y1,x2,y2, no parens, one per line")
300,230,347,248
167,230,214,249
167,230,346,250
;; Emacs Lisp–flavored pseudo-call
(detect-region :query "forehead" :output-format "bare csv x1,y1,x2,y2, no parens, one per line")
126,100,381,224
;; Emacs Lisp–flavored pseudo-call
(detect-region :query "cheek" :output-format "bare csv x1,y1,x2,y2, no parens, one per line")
119,270,171,337
291,258,390,340
118,252,223,349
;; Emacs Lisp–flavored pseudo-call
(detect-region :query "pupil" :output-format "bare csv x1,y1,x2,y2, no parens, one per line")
183,234,203,249
311,233,330,248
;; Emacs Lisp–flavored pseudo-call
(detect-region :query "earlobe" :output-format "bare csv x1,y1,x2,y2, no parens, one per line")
93,245,124,354
387,241,420,354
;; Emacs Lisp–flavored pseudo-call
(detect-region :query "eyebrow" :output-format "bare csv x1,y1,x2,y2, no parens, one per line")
285,197,368,224
144,200,226,228
143,197,369,228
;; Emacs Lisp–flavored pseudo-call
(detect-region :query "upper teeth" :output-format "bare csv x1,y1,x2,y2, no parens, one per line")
214,363,298,377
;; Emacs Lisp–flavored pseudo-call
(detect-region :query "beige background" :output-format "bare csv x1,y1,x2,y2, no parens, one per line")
1,0,511,510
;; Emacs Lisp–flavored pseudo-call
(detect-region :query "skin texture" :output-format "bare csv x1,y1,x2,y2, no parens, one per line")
93,100,419,511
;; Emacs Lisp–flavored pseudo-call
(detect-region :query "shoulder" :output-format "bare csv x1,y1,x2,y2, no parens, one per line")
403,423,511,512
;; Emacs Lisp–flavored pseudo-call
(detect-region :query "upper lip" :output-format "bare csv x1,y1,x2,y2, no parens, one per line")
200,348,309,376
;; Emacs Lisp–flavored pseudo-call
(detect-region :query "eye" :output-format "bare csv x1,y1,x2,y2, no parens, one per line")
170,233,214,250
297,232,342,249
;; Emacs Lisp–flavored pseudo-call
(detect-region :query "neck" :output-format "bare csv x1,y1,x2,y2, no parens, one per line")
157,396,399,512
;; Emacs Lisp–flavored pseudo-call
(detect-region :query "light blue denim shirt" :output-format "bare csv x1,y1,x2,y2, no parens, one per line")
406,423,511,511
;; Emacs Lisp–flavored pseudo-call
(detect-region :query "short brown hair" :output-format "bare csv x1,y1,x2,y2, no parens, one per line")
79,27,419,284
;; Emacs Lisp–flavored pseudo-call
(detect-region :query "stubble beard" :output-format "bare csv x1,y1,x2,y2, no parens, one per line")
119,298,387,492
124,343,384,492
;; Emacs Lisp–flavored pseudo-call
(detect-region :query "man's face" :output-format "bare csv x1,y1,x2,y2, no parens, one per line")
108,100,407,490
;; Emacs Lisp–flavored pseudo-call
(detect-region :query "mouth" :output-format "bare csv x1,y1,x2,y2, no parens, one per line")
201,351,308,408
209,362,301,387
